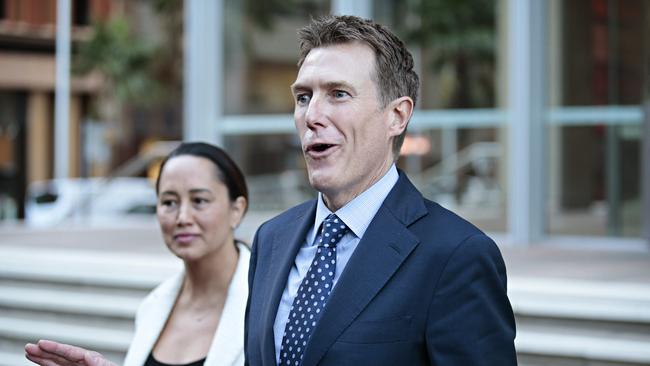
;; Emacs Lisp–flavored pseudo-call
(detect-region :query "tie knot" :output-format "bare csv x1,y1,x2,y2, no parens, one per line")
318,214,349,248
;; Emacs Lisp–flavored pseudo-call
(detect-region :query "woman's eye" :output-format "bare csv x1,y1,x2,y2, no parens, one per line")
193,197,208,205
160,200,176,207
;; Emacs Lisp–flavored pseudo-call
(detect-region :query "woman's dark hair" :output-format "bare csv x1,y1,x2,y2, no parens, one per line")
155,142,248,212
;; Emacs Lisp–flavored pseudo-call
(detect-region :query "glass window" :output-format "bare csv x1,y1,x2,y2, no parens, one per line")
546,0,646,237
223,0,330,115
224,134,315,211
374,0,499,109
222,0,330,212
375,0,506,232
399,125,506,232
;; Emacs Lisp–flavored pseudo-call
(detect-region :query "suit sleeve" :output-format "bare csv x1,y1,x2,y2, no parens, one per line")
425,234,517,365
243,224,261,366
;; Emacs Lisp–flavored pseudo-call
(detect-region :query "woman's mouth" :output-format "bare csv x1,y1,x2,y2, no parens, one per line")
174,233,198,244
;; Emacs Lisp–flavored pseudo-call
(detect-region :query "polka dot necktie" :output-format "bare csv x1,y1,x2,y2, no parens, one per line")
279,214,349,366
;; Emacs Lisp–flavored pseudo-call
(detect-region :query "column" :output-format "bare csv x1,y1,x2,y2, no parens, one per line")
55,0,71,178
27,91,51,183
183,0,223,145
507,0,547,244
69,95,82,177
332,0,372,18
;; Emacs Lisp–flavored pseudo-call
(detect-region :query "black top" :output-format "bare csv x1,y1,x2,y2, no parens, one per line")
144,352,206,366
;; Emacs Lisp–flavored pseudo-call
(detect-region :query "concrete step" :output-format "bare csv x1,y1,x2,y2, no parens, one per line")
0,285,142,319
0,246,169,365
2,246,650,366
0,246,180,291
510,277,650,365
510,278,650,322
0,350,32,366
516,329,650,366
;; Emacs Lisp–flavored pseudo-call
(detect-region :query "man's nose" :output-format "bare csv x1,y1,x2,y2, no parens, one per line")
304,94,325,129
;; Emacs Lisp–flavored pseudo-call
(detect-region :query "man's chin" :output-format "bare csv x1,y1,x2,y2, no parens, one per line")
307,171,336,194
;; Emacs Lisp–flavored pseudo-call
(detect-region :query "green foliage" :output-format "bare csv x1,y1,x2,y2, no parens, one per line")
243,0,327,30
74,18,165,106
245,0,296,30
398,0,497,108
74,0,185,109
407,0,495,51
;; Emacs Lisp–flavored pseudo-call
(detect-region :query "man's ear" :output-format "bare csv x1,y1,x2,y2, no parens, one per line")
387,96,414,138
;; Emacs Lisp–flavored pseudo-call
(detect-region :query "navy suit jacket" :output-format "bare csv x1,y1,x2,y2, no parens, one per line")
244,171,517,365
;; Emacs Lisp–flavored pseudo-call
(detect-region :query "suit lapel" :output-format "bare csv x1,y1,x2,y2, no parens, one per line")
261,201,317,365
301,173,427,366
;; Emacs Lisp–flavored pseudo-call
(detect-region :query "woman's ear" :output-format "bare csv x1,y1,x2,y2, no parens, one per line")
230,196,247,229
387,96,414,138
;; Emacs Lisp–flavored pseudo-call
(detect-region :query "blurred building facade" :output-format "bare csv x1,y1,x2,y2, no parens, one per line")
0,0,181,221
0,0,117,219
0,0,648,249
190,0,649,248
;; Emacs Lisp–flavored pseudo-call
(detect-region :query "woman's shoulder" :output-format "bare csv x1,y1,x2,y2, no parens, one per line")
136,271,184,315
235,240,251,267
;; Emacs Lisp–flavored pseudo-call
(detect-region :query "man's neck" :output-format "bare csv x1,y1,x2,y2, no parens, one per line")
321,163,395,211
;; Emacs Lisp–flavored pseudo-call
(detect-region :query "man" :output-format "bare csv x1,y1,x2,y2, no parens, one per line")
244,15,516,366
24,15,516,366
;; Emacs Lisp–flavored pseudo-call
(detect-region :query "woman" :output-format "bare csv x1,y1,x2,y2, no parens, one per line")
25,142,249,366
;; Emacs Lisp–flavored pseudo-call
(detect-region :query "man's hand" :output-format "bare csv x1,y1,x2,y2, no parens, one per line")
25,340,117,366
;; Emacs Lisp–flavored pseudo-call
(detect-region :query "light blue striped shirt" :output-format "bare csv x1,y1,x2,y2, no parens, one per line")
273,165,399,363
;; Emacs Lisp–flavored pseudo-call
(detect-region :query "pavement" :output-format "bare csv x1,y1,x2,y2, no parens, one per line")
1,212,649,286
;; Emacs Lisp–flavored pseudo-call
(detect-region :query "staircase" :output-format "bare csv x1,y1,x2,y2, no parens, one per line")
1,239,650,366
510,277,650,366
0,244,181,365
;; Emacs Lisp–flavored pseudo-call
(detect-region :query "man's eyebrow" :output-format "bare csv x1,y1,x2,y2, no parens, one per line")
323,81,355,92
290,81,356,94
290,83,309,94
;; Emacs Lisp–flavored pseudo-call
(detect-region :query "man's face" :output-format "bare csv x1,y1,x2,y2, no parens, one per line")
292,42,397,210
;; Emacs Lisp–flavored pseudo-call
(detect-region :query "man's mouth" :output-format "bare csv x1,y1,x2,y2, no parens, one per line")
306,143,338,158
311,143,334,152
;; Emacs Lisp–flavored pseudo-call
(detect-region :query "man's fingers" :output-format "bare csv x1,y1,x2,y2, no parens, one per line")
26,340,113,366
26,342,75,366
25,352,72,366
25,343,40,356
85,351,117,366
36,340,88,361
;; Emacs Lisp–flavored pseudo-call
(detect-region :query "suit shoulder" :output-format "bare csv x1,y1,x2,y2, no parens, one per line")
417,197,488,242
422,198,483,231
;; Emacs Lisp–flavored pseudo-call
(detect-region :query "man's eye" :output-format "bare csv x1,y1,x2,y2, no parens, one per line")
296,94,311,105
333,90,349,98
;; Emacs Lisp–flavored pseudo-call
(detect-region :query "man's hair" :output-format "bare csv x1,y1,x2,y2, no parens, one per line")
297,15,420,158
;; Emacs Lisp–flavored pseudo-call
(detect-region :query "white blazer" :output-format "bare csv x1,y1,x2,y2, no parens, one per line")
123,242,250,366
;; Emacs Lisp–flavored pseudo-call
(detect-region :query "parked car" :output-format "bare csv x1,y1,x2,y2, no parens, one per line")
25,177,157,227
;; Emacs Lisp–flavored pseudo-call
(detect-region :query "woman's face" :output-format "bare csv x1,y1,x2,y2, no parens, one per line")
156,155,246,262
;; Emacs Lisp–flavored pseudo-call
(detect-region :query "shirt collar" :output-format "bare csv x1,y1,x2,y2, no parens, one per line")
310,164,399,244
